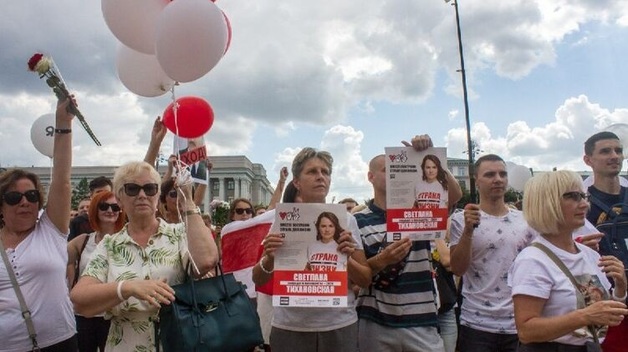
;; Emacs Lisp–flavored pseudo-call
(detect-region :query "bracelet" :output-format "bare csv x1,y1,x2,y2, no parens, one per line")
259,255,273,274
55,128,72,134
116,280,126,301
185,207,201,216
612,289,627,302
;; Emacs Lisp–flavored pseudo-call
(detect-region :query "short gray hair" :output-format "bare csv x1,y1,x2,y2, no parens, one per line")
291,147,333,178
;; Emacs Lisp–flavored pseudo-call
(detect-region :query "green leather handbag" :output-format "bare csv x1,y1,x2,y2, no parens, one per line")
157,265,263,352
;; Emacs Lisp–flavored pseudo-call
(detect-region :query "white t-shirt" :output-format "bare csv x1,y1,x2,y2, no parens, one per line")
78,232,99,275
450,208,537,334
272,214,363,332
509,236,612,346
414,180,448,209
0,212,76,351
306,241,347,271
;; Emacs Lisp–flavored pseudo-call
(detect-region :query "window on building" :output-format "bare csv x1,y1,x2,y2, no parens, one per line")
457,167,466,176
227,180,234,190
212,182,219,191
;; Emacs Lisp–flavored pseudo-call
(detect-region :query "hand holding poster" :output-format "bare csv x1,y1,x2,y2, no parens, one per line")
272,203,349,308
385,147,449,241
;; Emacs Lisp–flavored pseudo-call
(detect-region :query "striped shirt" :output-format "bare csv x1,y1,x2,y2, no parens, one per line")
355,202,438,328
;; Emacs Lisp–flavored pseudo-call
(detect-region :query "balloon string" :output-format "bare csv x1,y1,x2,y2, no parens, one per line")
168,85,190,225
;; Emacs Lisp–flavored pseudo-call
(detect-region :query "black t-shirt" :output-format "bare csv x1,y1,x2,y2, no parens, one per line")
587,186,627,225
68,214,93,241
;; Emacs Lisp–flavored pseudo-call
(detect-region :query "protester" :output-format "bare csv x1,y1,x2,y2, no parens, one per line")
253,147,371,352
70,161,218,351
583,131,628,351
339,198,358,212
67,191,125,352
450,154,537,352
0,98,77,351
510,170,628,351
68,177,113,241
229,198,255,222
355,135,462,352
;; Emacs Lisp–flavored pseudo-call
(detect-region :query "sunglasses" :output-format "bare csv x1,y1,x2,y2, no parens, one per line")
123,183,159,197
168,189,178,198
562,191,590,202
98,202,121,212
234,208,253,215
3,190,40,206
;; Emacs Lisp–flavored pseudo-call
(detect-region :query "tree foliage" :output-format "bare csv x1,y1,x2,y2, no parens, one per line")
71,178,90,209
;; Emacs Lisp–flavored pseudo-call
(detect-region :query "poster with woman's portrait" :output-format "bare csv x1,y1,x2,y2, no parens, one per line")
384,146,448,241
271,203,349,308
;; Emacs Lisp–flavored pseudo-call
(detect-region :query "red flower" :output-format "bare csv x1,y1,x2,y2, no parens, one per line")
28,53,44,71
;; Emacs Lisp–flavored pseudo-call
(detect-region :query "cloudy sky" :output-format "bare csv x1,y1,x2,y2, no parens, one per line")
1,0,627,203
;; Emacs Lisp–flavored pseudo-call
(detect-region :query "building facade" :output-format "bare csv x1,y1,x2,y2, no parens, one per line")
18,155,274,212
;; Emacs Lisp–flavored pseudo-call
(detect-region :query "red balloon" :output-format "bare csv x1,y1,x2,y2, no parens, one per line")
162,96,214,138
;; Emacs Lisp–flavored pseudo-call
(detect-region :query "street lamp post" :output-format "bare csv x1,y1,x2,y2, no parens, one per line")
446,0,476,202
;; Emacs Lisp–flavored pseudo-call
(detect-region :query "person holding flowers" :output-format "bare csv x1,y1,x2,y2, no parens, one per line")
0,97,77,351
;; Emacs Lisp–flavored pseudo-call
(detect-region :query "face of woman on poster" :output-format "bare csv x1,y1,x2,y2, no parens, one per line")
317,216,336,243
423,159,438,182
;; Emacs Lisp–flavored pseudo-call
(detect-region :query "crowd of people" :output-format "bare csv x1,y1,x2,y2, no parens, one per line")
1,97,627,352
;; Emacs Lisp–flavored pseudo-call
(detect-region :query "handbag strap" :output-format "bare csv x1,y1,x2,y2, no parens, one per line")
73,233,91,287
531,242,601,345
0,238,40,351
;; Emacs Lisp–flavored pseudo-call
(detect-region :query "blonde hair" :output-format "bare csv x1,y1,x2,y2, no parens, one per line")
523,170,584,234
113,161,161,199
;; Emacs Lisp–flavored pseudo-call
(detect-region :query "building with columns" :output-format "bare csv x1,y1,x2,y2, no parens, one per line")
17,155,274,212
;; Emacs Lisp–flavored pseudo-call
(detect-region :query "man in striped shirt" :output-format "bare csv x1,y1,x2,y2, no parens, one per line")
355,135,462,352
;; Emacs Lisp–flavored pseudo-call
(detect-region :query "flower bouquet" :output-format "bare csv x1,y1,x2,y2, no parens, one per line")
28,53,101,146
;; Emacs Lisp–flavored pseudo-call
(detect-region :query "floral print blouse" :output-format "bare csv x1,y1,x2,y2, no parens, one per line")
83,219,189,352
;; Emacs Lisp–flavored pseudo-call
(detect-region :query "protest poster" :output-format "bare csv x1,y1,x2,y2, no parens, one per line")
385,146,449,241
272,203,349,308
173,135,208,185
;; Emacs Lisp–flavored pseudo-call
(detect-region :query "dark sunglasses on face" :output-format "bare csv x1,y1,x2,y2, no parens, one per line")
3,190,40,206
123,183,159,197
562,191,590,202
168,189,178,198
234,208,253,215
98,202,121,212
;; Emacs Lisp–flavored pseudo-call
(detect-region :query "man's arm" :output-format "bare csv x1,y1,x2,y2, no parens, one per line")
449,204,479,276
143,116,167,168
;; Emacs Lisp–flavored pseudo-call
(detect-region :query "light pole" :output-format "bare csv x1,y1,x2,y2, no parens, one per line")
446,0,475,202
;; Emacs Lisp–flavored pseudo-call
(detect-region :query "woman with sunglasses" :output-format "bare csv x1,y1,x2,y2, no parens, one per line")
0,98,77,351
70,161,219,352
229,198,255,222
509,171,628,351
66,191,125,352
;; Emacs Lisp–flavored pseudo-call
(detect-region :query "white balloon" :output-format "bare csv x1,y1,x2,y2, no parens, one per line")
101,0,169,54
604,123,628,159
155,0,228,82
508,164,532,192
116,43,175,97
30,113,55,158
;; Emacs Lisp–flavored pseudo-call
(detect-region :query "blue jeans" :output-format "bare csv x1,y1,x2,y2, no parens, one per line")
438,309,458,352
458,325,518,352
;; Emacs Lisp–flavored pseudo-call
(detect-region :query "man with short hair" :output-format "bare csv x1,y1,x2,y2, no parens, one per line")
88,176,113,195
355,135,462,352
338,198,358,212
583,131,627,352
449,154,536,352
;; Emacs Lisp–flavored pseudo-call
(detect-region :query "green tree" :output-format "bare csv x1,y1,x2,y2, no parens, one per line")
71,178,90,209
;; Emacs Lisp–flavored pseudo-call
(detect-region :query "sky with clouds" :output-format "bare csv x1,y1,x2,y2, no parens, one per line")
1,0,627,203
